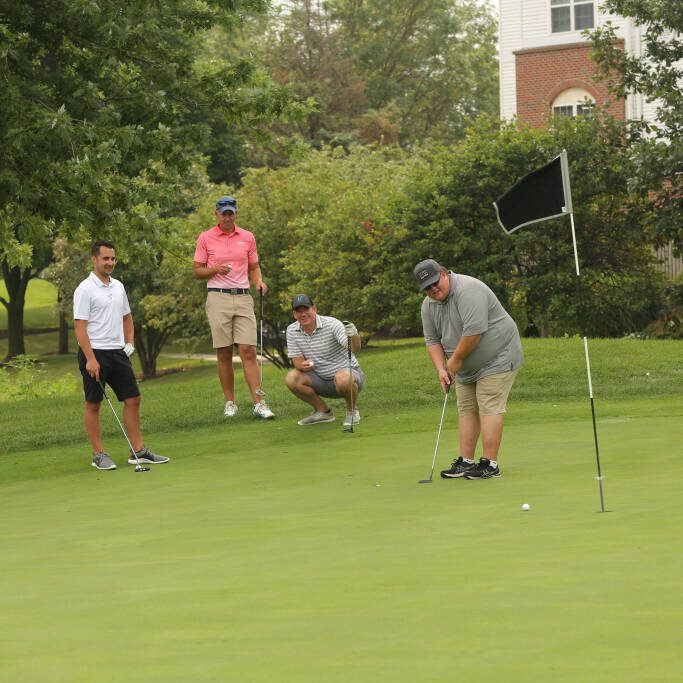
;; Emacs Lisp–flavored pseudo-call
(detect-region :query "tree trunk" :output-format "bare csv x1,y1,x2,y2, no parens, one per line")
1,261,32,360
58,308,69,354
134,322,168,378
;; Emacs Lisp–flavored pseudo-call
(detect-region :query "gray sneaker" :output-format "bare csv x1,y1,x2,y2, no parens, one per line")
128,446,170,465
342,409,361,427
297,410,335,426
92,452,116,470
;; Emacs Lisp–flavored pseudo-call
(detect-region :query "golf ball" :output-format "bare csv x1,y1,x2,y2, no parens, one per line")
522,503,530,511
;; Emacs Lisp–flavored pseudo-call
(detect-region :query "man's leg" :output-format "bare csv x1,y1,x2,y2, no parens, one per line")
480,414,504,462
285,369,328,412
333,369,358,411
216,345,235,401
238,344,262,404
122,394,143,452
84,401,104,454
458,412,481,460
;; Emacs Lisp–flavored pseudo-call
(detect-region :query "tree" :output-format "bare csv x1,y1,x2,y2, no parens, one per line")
330,0,499,143
43,239,91,354
262,0,499,147
232,144,422,362
589,0,682,254
379,115,662,337
0,0,299,359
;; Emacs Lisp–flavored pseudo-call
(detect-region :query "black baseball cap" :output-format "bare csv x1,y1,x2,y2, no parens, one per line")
413,259,442,291
292,293,314,310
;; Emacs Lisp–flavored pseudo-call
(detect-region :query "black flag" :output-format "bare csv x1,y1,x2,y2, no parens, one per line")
493,153,571,234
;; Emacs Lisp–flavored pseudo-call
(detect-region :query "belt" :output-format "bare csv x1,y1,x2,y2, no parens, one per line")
207,288,250,294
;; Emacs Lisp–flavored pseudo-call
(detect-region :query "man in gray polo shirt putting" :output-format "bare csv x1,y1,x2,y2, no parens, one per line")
285,294,365,427
414,259,523,480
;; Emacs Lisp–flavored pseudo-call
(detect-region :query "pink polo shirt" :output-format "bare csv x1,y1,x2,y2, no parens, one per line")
193,224,259,289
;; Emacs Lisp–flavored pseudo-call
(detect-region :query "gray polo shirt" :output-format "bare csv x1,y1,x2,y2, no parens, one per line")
421,272,523,383
286,314,360,380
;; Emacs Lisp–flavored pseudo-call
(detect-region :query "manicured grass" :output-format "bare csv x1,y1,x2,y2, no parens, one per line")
1,338,682,680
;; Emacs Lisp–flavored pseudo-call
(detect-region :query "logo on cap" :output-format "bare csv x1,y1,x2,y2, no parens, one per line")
417,269,430,281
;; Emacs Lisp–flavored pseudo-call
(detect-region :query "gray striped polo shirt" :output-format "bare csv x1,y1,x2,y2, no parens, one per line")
286,314,360,380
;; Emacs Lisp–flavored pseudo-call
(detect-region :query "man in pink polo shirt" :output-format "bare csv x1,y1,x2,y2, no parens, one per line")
193,195,275,419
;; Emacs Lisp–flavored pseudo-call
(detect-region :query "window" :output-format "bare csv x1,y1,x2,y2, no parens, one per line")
552,88,595,118
551,0,594,33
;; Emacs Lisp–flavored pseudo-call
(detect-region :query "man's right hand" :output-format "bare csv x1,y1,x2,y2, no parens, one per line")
215,263,232,275
438,368,453,394
86,358,100,381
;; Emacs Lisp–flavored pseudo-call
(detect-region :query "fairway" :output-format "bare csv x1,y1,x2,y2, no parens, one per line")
1,339,682,681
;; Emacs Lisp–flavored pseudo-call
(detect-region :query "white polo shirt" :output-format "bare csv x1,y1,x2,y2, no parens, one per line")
73,272,131,350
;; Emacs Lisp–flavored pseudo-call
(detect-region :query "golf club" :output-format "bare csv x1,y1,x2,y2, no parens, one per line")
418,381,452,483
342,324,355,434
98,380,150,472
256,289,265,397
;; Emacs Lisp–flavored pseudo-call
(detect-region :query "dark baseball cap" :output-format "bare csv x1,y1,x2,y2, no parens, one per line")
216,195,237,214
292,293,314,310
413,259,442,291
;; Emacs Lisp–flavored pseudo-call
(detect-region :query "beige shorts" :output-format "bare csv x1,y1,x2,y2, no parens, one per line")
455,369,518,416
205,292,257,348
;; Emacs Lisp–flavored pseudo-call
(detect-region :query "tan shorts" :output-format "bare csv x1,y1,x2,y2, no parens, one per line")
455,369,518,416
205,292,257,348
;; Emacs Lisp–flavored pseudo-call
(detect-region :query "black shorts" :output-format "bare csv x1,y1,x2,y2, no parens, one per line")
78,348,140,403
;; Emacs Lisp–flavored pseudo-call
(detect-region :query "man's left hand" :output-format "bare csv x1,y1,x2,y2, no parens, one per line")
123,343,135,357
342,321,358,337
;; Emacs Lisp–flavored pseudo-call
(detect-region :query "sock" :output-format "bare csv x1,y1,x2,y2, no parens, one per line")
488,460,498,468
463,458,475,464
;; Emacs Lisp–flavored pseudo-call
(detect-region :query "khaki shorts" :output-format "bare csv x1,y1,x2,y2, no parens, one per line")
206,292,257,348
455,369,518,416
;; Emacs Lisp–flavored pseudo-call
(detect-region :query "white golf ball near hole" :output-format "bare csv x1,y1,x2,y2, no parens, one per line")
522,503,530,511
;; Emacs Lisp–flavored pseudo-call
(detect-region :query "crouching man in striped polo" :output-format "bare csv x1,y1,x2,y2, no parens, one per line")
285,294,365,427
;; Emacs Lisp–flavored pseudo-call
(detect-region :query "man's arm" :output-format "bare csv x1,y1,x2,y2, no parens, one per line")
74,319,100,381
248,261,268,294
446,334,482,376
193,261,231,280
123,313,134,345
427,343,452,393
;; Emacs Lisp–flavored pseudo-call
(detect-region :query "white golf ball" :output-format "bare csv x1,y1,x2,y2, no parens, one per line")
646,372,650,376
522,503,530,511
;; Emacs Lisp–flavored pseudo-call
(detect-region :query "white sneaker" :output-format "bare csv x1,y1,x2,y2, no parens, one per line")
297,410,335,425
253,400,275,419
342,409,361,427
223,401,238,417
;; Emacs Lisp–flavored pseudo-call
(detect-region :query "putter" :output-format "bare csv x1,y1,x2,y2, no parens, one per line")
418,382,452,484
342,327,355,434
256,289,265,397
98,380,150,472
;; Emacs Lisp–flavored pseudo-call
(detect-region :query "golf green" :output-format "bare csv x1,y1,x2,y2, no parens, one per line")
2,398,681,681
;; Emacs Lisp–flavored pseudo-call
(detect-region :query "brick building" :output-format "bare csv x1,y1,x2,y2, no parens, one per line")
498,0,658,126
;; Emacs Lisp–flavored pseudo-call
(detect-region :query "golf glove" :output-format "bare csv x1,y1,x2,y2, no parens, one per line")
123,343,135,357
342,321,358,337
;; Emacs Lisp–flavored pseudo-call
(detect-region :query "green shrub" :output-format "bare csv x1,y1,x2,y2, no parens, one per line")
0,355,79,402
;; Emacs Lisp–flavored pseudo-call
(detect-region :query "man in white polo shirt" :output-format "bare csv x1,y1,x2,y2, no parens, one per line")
73,240,169,470
285,294,365,426
193,195,275,420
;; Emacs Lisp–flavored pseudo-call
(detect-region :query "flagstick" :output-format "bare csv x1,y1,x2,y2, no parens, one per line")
569,211,606,513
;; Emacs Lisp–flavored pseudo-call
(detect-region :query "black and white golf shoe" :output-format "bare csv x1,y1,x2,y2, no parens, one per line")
440,456,476,479
464,457,500,479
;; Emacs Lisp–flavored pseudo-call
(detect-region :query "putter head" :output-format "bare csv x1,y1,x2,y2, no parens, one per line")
135,465,150,472
255,389,266,397
418,479,432,484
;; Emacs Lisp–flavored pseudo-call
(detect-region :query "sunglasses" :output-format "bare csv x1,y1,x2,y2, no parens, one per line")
217,198,237,207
